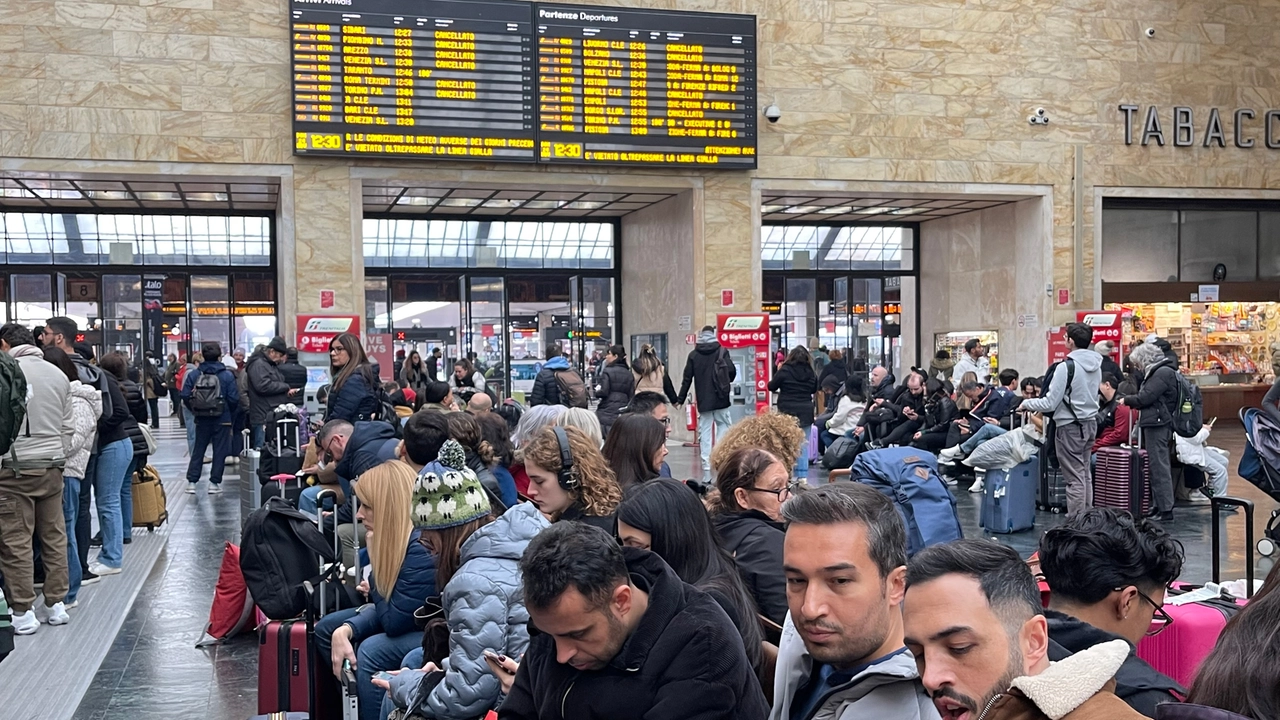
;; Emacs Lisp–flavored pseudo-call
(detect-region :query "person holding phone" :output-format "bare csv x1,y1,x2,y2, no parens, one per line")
1173,419,1230,499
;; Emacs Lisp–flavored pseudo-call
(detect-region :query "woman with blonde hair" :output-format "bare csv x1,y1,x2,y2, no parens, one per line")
632,343,677,403
521,425,621,534
556,406,603,447
315,460,437,720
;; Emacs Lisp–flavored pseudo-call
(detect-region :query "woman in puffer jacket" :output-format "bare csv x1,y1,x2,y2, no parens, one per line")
43,347,101,607
379,442,550,720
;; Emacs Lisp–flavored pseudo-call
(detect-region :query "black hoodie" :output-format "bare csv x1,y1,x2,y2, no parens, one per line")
712,510,787,625
1045,610,1184,718
501,548,769,720
677,340,735,412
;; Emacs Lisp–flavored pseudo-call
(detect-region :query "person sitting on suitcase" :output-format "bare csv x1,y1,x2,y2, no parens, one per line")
1038,509,1186,717
905,540,1147,720
1017,323,1102,515
498,522,769,720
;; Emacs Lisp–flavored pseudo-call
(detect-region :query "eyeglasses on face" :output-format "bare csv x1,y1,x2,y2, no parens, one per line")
748,483,796,500
1121,587,1174,636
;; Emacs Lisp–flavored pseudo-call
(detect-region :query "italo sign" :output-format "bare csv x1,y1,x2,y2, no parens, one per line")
1119,105,1280,148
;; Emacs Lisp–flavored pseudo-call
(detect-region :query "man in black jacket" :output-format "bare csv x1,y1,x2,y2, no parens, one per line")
1038,508,1185,717
529,343,569,407
676,326,736,482
502,522,768,720
245,337,296,449
280,346,309,395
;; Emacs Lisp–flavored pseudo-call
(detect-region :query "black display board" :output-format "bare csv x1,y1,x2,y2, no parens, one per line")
289,0,756,168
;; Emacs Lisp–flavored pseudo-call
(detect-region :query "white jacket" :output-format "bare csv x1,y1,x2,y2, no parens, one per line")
1174,426,1217,467
827,396,866,436
65,380,102,479
952,354,992,384
5,344,74,470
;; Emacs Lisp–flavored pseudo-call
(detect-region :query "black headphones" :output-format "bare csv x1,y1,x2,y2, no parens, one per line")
552,426,579,491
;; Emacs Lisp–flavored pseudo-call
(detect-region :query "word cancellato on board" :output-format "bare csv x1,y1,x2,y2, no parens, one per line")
1119,104,1280,149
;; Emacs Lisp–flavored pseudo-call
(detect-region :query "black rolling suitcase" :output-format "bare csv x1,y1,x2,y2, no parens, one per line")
1037,449,1068,513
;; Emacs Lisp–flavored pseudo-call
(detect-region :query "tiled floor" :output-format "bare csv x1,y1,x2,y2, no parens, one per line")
32,413,1277,719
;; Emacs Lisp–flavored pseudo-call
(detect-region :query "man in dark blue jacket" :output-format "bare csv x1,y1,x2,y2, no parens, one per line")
181,341,239,494
529,344,570,406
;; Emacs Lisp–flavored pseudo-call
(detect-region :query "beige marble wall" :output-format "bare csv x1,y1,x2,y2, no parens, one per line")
4,0,1280,318
920,197,1053,373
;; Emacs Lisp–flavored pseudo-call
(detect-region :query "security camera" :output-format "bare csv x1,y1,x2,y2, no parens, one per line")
1028,108,1050,125
1145,27,1156,37
1035,107,1046,117
763,104,782,124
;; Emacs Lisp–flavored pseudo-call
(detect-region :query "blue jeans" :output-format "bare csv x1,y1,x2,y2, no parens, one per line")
314,609,424,720
187,418,231,485
183,406,197,455
960,423,1007,454
299,484,323,515
94,438,133,568
63,476,82,603
121,456,142,534
698,408,733,480
381,647,425,720
795,425,811,480
252,423,266,450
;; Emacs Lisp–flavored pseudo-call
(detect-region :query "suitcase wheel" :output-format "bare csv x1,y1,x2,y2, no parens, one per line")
1259,537,1276,557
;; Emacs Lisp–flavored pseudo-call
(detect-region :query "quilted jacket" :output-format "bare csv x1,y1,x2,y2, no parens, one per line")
391,501,549,719
65,380,102,479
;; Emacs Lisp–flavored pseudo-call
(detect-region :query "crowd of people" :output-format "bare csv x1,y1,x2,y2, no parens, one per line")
4,321,1278,720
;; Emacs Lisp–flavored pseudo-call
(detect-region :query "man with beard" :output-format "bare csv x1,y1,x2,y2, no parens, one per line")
904,540,1145,720
770,483,938,720
500,522,768,720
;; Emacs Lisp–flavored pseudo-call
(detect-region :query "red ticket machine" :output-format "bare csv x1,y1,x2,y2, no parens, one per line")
717,313,773,421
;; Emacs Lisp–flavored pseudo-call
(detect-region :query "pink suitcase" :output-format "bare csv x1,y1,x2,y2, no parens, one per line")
1093,444,1152,516
1136,496,1255,688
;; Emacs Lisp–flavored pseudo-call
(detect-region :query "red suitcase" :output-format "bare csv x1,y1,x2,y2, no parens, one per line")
1136,496,1255,688
257,619,310,715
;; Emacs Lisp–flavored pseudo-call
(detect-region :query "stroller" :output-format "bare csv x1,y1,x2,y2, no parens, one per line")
1237,407,1280,556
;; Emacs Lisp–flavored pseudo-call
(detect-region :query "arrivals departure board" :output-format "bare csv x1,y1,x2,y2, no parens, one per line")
291,0,537,161
289,0,757,168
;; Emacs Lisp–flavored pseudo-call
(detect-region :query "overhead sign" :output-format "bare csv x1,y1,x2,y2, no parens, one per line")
717,312,768,349
1077,310,1123,364
296,314,360,354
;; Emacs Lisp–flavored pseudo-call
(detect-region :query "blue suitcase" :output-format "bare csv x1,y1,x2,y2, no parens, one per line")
981,456,1037,534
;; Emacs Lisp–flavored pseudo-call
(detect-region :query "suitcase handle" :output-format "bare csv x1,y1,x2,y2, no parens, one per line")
1210,495,1254,598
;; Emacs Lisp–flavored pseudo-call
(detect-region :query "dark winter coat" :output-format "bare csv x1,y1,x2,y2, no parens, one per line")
921,394,958,433
181,361,239,425
677,341,735,412
331,420,400,525
246,350,291,425
1156,705,1251,720
347,529,438,641
279,359,309,394
530,355,569,407
500,549,770,720
325,364,379,423
769,362,818,428
1045,611,1183,718
1122,360,1179,428
70,353,129,448
120,378,148,457
712,510,787,625
884,385,927,422
558,502,616,536
817,358,849,393
595,359,635,434
870,374,897,401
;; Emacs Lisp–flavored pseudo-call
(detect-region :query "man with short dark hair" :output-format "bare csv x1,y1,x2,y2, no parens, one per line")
952,339,990,384
181,341,239,494
501,522,768,720
398,411,450,470
771,483,939,720
1092,374,1133,452
1019,323,1102,513
626,390,673,477
904,540,1144,720
1039,509,1185,717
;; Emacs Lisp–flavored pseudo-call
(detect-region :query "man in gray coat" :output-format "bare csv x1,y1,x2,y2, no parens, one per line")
772,483,940,720
245,336,296,449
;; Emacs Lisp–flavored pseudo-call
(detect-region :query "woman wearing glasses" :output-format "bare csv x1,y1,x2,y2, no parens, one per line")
325,332,380,423
616,478,765,677
710,447,792,626
599,413,667,490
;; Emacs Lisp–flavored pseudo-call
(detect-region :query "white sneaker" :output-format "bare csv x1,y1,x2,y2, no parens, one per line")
45,602,69,626
969,478,985,494
942,476,958,487
88,562,122,577
64,600,78,610
208,483,223,494
186,483,197,494
938,446,962,461
12,609,38,635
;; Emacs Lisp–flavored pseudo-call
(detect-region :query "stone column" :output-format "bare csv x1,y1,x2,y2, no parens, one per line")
292,165,364,322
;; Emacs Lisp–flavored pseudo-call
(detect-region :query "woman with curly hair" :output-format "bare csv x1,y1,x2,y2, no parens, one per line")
708,410,807,476
520,425,621,534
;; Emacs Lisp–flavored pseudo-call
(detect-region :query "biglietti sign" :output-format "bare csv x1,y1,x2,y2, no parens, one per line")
1119,105,1280,148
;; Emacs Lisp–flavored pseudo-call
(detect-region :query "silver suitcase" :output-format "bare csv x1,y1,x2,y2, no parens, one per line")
239,429,261,527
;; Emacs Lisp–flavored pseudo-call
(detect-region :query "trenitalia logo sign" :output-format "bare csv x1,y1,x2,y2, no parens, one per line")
722,316,765,330
304,317,355,333
1079,313,1118,328
297,315,362,353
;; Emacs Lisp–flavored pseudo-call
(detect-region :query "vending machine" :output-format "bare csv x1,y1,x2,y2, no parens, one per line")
717,313,773,424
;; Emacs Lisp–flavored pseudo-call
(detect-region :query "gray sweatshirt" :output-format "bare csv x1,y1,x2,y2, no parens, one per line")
1020,348,1102,426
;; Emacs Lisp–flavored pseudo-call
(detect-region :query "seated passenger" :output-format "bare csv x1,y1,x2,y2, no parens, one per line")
617,479,765,676
1172,422,1230,498
911,378,958,452
379,445,550,720
445,410,514,510
601,414,667,490
1039,508,1186,717
499,522,770,719
314,460,437,720
876,369,929,447
905,540,1145,720
476,412,520,503
556,407,604,448
772,483,938,720
821,377,866,452
710,448,790,625
1158,564,1280,720
509,404,567,496
709,410,807,477
419,381,457,413
520,425,621,534
1093,376,1135,452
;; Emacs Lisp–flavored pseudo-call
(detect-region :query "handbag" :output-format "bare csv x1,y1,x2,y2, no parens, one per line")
138,424,158,455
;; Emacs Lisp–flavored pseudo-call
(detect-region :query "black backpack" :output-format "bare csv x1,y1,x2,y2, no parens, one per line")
190,369,225,417
373,387,404,439
1171,371,1204,438
710,348,735,399
239,498,338,620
